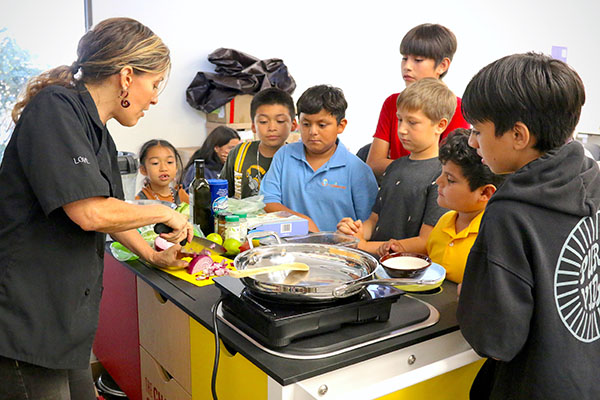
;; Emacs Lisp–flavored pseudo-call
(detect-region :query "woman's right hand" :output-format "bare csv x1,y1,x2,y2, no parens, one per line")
160,209,194,245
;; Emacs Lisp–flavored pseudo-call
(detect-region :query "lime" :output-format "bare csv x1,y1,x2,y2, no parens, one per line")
223,238,242,255
176,202,190,216
206,233,223,245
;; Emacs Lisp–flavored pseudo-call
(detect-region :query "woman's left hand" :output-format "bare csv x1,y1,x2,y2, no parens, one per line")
149,243,188,270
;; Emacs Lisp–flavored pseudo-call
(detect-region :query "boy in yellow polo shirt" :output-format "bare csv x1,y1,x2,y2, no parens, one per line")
427,129,504,282
385,129,504,282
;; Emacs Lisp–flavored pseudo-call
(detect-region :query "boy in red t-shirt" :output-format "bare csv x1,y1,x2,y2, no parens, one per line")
366,23,469,176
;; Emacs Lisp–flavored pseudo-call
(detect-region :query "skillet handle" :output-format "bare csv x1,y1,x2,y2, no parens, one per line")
332,278,431,298
246,230,281,248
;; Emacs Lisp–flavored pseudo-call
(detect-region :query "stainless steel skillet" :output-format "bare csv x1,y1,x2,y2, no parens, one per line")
234,231,424,302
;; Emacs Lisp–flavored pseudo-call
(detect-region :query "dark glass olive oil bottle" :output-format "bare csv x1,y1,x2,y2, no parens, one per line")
189,159,212,235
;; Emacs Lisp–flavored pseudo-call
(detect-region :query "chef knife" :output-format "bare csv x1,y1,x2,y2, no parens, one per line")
154,223,227,255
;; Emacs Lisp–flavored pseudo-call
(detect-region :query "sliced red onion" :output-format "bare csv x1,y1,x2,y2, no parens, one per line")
187,254,214,274
154,236,174,252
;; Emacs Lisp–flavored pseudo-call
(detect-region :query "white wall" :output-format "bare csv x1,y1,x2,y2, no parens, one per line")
92,0,600,155
1,1,84,69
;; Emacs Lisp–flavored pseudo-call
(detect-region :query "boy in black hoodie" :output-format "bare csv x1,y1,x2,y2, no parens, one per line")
457,52,600,399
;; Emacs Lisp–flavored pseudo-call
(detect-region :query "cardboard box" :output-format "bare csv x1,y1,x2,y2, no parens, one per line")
206,121,253,133
247,211,309,237
176,146,201,168
137,278,191,393
206,94,253,124
140,346,191,400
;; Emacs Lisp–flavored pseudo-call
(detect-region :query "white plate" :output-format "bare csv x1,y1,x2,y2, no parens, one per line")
375,262,446,292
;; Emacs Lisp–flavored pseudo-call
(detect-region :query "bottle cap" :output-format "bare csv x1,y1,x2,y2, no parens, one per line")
225,215,240,222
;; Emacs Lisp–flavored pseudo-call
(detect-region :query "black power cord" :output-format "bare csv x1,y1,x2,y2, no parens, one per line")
211,296,225,400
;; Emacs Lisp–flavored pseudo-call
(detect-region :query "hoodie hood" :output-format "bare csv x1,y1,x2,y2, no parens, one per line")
490,141,600,218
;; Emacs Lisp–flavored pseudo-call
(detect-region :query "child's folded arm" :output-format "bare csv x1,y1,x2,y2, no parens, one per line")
351,162,379,222
336,213,377,240
338,212,378,239
366,138,394,177
338,213,381,255
337,217,361,236
361,212,378,241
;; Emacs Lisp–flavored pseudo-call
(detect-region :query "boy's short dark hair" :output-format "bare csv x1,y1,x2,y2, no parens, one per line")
400,23,457,79
296,85,347,123
250,87,295,120
439,129,505,191
461,52,586,153
396,77,456,123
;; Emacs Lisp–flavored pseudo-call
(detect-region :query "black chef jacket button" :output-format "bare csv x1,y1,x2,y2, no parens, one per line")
84,288,90,296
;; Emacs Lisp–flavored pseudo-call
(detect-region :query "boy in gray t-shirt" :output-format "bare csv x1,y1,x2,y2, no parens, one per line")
337,78,455,255
371,156,445,242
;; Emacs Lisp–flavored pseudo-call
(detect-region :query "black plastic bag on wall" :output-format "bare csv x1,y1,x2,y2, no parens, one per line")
186,48,296,113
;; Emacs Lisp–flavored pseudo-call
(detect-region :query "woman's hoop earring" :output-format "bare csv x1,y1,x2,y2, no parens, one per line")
119,90,130,108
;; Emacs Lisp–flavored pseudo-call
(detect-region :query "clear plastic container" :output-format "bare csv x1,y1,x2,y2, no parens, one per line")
217,211,232,239
235,213,248,241
224,215,241,242
213,210,221,235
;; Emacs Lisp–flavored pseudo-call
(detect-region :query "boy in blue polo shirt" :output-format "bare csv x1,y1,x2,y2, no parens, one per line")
260,85,378,232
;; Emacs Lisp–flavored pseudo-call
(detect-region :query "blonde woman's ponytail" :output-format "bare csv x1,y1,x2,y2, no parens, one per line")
11,64,77,123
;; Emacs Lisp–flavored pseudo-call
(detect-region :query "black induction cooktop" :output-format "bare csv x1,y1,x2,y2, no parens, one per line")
214,276,432,350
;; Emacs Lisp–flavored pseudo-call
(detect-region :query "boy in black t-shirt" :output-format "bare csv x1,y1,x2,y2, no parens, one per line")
457,53,600,399
220,88,296,199
337,78,455,255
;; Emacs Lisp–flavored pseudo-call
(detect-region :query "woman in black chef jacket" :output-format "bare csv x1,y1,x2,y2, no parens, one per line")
0,18,193,398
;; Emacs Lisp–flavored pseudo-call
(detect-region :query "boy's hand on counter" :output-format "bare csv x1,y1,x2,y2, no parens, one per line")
389,239,407,253
149,244,189,270
380,239,406,257
377,241,392,257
